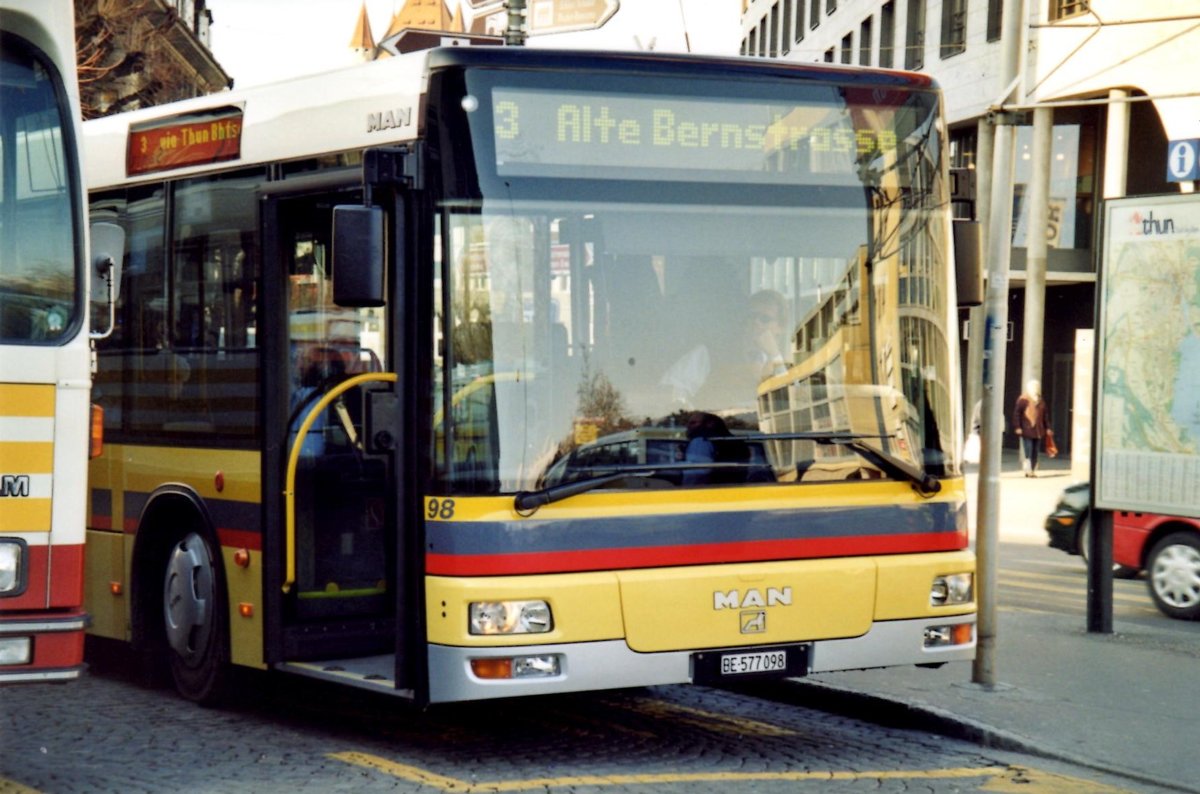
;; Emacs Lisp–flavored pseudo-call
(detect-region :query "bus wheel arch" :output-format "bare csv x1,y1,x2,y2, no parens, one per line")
131,487,231,704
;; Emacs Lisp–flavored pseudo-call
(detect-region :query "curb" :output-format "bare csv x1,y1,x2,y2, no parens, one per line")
751,679,1200,794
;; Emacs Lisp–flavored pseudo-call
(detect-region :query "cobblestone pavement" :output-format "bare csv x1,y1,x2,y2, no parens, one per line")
0,649,1164,794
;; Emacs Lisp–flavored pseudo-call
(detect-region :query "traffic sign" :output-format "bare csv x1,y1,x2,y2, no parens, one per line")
1167,139,1200,182
529,0,619,34
478,0,620,37
379,29,503,56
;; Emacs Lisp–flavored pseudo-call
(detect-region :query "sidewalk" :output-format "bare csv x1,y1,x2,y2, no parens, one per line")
785,449,1200,793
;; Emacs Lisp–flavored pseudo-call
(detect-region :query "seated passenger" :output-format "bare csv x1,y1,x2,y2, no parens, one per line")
682,411,750,485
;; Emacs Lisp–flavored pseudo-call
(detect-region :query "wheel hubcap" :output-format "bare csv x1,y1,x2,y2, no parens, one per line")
163,533,214,663
1152,543,1200,609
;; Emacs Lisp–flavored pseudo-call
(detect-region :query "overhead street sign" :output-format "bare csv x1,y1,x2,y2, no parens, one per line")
379,30,503,56
478,0,620,37
529,0,619,34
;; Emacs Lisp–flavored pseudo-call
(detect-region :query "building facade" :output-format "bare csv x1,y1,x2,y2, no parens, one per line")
738,0,1200,457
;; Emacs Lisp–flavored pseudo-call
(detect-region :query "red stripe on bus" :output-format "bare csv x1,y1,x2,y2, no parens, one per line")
27,620,87,670
1,544,84,610
90,515,113,530
426,531,968,576
49,544,85,607
216,528,262,551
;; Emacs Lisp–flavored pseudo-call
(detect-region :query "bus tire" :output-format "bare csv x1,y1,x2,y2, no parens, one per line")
162,530,231,704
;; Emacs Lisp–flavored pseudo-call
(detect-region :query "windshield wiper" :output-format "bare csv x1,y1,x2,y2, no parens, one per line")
514,471,655,514
739,431,941,497
514,432,939,514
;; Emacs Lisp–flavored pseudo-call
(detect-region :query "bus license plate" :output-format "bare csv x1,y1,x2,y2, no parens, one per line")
720,650,787,675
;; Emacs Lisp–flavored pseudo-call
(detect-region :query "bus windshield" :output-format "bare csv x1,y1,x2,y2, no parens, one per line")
0,35,79,343
433,67,955,495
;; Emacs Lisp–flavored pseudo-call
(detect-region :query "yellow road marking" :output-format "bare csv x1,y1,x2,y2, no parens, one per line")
331,755,1133,792
606,697,797,737
981,765,1133,792
0,777,42,793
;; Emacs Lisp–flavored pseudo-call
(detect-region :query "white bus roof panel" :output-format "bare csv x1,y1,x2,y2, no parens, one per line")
84,51,431,188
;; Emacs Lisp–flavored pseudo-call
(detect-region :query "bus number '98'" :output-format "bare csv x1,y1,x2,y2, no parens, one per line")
427,498,455,520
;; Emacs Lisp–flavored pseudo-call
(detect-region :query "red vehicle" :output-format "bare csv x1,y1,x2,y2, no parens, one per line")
1113,511,1200,621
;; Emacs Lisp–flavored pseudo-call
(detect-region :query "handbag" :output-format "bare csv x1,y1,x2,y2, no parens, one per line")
962,431,981,464
1044,430,1058,458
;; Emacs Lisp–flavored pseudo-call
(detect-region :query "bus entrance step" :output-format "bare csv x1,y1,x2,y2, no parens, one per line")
279,655,413,699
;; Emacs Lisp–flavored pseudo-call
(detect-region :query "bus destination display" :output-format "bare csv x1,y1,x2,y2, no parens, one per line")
491,87,899,184
127,106,243,177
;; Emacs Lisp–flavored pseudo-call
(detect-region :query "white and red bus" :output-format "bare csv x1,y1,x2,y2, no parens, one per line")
0,0,102,683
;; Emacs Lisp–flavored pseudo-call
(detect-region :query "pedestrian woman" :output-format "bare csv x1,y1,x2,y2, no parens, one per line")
1012,379,1051,477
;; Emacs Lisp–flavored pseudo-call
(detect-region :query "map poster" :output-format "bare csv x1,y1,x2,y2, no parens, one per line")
1096,193,1200,516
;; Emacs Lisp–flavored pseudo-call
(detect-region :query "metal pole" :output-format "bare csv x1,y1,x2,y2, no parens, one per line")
972,0,1025,688
965,119,996,417
1084,89,1130,635
973,115,1017,688
1021,106,1053,391
504,0,527,46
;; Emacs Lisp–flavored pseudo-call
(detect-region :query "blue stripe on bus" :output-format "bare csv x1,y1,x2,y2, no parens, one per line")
426,501,963,557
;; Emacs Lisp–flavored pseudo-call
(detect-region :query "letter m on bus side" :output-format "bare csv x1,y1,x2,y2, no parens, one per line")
1,475,31,498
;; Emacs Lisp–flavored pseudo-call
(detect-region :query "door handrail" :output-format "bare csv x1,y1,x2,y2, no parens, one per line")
283,372,397,594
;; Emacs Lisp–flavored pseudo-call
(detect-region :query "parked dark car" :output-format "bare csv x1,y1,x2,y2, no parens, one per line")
1044,482,1138,579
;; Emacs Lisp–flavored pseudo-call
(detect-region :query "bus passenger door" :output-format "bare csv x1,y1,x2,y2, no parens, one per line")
262,189,402,680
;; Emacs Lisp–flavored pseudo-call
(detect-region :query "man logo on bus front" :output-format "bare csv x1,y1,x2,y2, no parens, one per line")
741,611,767,634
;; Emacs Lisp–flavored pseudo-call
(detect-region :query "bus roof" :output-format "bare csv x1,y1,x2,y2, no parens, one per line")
83,46,936,190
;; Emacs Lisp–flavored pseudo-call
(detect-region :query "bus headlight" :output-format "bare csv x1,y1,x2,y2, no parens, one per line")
469,600,553,635
0,637,32,665
0,541,24,594
930,573,973,605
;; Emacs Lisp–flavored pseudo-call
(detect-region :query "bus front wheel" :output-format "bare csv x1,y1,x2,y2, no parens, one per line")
162,531,230,704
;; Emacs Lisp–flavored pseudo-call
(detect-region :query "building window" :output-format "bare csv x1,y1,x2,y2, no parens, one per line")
841,33,853,63
811,0,821,29
782,0,793,54
768,4,779,56
824,47,835,62
880,2,895,67
1049,0,1088,21
940,0,966,58
905,0,925,70
860,16,873,65
827,0,837,15
795,0,806,42
986,0,1002,40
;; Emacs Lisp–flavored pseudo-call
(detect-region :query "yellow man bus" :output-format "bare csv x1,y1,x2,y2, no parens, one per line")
83,46,975,704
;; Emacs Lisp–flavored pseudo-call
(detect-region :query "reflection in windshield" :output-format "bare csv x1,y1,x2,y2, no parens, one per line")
0,40,78,343
431,72,954,495
433,197,954,494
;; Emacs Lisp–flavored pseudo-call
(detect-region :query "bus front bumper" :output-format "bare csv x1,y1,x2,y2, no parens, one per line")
427,613,975,703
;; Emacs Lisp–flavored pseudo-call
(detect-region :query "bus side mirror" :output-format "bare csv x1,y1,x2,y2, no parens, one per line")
90,221,125,340
332,205,386,308
953,220,983,307
90,221,124,304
